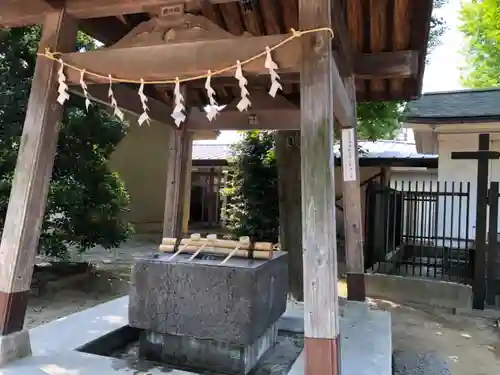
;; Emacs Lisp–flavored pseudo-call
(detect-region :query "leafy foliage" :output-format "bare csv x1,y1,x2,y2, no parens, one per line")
356,101,405,140
0,27,133,258
459,0,500,88
428,0,449,61
222,131,279,242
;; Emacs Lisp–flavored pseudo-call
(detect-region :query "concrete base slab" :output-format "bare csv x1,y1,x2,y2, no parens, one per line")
0,350,196,375
0,295,394,375
30,296,128,356
287,350,304,375
343,300,370,316
288,307,392,375
140,324,278,374
340,308,392,375
0,330,31,366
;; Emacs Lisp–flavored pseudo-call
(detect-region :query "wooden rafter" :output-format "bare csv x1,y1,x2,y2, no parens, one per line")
354,50,418,80
0,0,240,28
411,0,435,97
0,0,160,27
61,38,418,110
331,0,353,75
0,0,434,102
176,49,420,88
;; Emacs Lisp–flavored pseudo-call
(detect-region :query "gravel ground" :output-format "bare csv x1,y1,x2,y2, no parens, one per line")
393,350,452,375
370,296,500,375
25,265,131,329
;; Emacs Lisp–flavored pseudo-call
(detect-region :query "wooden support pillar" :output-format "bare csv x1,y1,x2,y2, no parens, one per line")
0,10,77,362
299,0,340,373
163,126,193,238
275,131,303,302
215,169,222,224
182,140,193,234
207,168,216,224
341,77,365,301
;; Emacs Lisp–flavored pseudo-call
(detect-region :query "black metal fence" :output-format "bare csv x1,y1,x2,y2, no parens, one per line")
364,180,473,283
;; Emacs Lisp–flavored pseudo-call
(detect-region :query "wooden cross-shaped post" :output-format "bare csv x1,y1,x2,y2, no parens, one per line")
451,133,500,310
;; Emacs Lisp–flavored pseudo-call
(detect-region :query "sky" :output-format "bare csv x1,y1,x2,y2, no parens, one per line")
422,0,464,93
198,0,466,145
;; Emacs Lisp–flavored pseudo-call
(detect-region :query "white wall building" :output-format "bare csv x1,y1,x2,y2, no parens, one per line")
404,88,500,248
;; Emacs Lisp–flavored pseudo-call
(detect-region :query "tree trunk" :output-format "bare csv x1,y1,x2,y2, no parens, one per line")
275,131,303,301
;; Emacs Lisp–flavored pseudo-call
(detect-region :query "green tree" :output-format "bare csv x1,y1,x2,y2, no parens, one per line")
459,0,500,87
356,101,404,140
429,0,449,60
222,131,279,242
0,26,133,258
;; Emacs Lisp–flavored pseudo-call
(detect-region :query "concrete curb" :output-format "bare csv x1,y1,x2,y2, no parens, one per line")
365,273,472,310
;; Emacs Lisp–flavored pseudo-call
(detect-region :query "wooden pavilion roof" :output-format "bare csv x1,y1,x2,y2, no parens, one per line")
1,0,434,110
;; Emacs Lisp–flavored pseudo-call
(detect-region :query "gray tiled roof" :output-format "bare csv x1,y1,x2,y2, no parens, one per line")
192,144,233,160
192,141,434,161
406,88,500,119
336,140,436,160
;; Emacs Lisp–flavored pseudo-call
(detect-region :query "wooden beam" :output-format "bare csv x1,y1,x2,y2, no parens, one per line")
61,35,301,84
391,0,412,98
181,50,419,88
187,109,300,130
70,84,225,131
0,9,77,361
1,0,225,28
354,50,418,79
331,0,353,74
187,93,300,130
341,77,365,302
180,73,301,89
70,84,174,126
299,0,340,375
369,0,389,96
58,0,172,17
410,0,434,98
331,57,352,128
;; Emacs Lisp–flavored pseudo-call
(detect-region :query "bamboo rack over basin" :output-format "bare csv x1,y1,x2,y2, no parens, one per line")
159,234,276,261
